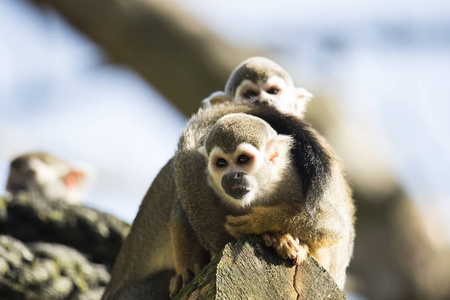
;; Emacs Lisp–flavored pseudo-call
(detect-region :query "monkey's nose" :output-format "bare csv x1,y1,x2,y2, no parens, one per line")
223,171,245,181
255,98,272,105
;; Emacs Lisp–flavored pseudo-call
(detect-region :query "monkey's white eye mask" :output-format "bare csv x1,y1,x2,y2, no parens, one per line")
198,134,292,209
233,77,313,118
198,143,260,208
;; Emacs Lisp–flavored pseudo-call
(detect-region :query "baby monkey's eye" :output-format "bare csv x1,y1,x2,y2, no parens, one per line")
216,158,228,168
237,155,251,164
267,88,279,95
243,91,258,99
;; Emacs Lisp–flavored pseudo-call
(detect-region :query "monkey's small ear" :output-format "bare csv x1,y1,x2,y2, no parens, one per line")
197,146,208,160
201,91,231,108
295,87,313,117
64,170,85,188
266,135,292,163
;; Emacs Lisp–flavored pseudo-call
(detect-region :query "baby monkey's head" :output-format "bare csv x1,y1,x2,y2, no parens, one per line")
202,57,312,117
225,57,312,117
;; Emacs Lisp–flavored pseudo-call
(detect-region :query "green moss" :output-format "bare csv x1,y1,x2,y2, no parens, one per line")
47,209,65,223
0,197,8,220
0,236,33,267
72,275,89,293
52,276,73,293
0,257,10,276
94,222,110,238
82,210,99,223
35,276,74,299
19,261,56,286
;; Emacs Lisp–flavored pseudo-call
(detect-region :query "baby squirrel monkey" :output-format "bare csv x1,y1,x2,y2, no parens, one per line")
6,152,86,204
202,56,313,118
103,57,354,299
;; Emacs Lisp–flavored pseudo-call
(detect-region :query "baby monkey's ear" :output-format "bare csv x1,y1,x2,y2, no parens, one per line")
201,91,232,108
294,87,313,118
197,145,208,161
265,134,293,164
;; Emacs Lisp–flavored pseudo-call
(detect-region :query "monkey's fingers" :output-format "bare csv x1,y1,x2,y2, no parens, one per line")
224,222,243,238
225,215,251,227
262,232,283,247
262,232,274,247
182,267,195,288
279,250,289,260
169,275,182,298
268,233,307,264
292,254,302,265
285,235,301,253
225,214,261,238
292,243,309,265
194,263,203,275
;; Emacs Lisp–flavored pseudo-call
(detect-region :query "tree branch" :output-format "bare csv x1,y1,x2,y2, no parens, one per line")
32,0,252,115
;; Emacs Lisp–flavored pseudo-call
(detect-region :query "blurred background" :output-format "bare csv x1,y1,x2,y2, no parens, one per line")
1,0,450,299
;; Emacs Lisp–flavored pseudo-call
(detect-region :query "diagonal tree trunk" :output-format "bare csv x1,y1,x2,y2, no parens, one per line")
33,0,252,115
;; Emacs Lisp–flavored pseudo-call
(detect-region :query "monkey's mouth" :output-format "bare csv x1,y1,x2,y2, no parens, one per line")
226,186,252,199
222,182,253,200
221,171,254,200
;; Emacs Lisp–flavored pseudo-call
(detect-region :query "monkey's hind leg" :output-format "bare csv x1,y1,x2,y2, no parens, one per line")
168,202,210,298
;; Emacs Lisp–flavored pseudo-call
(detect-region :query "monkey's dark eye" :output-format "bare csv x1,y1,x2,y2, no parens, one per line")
237,155,251,164
267,88,279,95
243,91,258,100
216,158,228,168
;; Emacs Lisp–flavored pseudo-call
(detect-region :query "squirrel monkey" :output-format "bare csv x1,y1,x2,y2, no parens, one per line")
202,56,313,118
170,106,355,297
197,113,308,265
6,152,86,204
103,58,353,299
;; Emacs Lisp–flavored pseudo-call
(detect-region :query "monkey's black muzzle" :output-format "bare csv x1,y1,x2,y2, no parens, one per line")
221,171,252,199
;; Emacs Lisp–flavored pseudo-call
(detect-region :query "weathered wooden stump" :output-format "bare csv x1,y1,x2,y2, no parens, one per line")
173,235,346,300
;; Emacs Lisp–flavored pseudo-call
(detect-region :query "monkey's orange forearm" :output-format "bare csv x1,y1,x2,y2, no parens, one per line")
226,202,341,248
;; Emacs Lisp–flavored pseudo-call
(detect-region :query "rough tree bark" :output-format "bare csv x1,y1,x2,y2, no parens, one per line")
138,236,346,300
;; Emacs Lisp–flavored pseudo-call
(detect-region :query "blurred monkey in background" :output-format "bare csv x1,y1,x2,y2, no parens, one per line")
6,152,87,204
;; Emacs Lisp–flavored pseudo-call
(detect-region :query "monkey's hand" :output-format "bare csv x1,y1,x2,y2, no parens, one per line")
262,232,308,265
225,207,280,238
201,91,231,107
169,265,203,298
